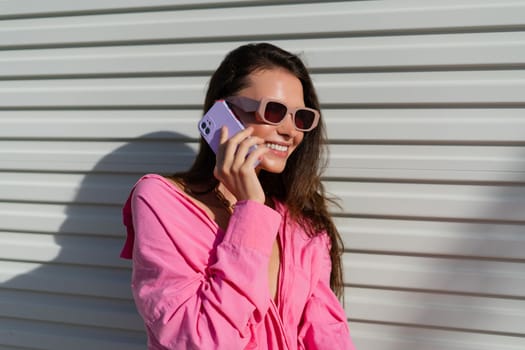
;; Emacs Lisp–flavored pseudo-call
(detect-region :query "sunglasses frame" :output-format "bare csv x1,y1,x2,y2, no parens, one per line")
225,95,320,132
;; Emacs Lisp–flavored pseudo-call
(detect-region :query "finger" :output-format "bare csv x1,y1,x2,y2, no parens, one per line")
220,126,252,159
218,125,243,168
214,126,228,167
227,126,254,145
221,127,255,168
244,144,270,168
231,136,264,169
216,126,237,180
234,135,264,157
219,125,229,144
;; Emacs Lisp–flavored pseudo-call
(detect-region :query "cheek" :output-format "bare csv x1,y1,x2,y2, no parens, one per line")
293,133,305,147
246,124,275,138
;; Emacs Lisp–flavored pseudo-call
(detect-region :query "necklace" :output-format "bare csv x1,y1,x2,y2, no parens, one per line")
213,186,235,214
175,177,235,214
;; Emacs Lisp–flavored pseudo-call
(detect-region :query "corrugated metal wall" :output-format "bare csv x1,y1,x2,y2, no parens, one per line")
1,1,524,349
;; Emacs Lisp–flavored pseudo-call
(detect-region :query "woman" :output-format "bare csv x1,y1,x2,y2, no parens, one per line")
121,43,355,349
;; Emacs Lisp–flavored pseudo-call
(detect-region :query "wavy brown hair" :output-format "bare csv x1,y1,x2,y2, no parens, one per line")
170,43,345,298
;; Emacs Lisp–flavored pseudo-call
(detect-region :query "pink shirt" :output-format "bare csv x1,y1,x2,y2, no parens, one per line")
121,174,355,349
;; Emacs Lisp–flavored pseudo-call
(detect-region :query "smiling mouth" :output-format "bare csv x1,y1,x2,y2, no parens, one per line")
266,143,289,152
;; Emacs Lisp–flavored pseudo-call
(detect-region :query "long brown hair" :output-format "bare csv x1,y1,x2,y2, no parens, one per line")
171,43,345,298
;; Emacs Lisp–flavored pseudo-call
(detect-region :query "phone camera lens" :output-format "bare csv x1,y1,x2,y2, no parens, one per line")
200,122,206,130
205,127,210,135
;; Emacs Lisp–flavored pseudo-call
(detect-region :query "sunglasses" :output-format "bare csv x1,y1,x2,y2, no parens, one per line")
225,96,320,132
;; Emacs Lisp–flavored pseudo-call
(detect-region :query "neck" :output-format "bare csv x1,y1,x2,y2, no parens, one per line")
214,183,237,213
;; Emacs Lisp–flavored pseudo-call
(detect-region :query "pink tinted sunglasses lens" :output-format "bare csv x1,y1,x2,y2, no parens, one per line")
264,101,316,130
294,109,316,130
264,101,288,123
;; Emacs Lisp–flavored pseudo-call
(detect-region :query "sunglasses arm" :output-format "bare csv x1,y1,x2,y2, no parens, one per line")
225,96,260,113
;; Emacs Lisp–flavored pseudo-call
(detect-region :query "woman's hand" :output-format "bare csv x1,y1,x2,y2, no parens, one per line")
213,126,269,205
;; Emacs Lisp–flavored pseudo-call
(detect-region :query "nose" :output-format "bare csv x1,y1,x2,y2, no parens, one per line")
277,112,299,136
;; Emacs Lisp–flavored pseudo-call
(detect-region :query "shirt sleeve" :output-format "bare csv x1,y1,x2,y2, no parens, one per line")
297,234,356,350
128,178,281,349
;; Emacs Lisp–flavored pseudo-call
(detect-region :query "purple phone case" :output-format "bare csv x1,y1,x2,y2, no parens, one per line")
198,100,258,166
198,100,246,154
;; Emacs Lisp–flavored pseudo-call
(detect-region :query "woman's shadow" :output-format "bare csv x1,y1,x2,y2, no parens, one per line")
2,131,195,349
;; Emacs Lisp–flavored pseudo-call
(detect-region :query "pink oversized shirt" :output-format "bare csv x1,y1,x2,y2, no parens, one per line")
121,174,355,349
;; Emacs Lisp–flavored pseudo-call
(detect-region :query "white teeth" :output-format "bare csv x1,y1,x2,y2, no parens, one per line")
266,143,288,152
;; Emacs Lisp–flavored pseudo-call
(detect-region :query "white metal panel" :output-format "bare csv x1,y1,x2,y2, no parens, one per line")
327,145,525,181
344,253,525,297
0,0,266,17
1,32,524,77
330,182,525,222
324,109,525,142
346,287,525,334
0,260,130,298
315,71,525,105
337,217,525,259
0,289,142,330
1,1,524,47
0,202,122,236
0,172,137,204
0,140,196,174
0,318,145,350
0,110,201,138
0,76,208,107
0,231,127,267
348,322,525,350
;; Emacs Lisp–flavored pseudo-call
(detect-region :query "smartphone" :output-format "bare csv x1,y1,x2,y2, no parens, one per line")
198,100,258,160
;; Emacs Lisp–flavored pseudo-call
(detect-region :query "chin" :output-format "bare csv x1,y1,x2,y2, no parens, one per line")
257,158,287,174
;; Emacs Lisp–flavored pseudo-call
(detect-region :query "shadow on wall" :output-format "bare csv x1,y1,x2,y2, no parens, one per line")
3,131,196,350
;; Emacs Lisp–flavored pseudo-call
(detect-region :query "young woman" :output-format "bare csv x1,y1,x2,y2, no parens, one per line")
121,43,355,349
